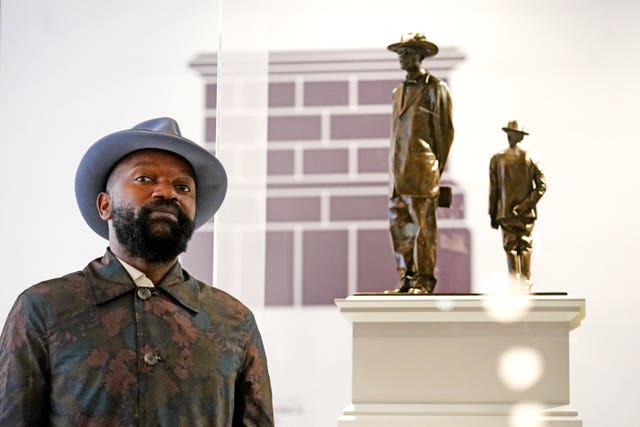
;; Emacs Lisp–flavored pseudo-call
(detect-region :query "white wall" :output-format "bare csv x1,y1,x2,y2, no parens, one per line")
0,0,219,299
2,0,639,426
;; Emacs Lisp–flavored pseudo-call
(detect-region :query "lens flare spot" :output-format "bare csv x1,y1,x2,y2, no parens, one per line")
498,346,544,391
483,293,531,323
509,402,547,427
435,298,455,311
479,270,532,294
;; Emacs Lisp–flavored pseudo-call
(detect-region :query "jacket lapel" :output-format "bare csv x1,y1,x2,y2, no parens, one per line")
399,74,430,117
392,86,403,120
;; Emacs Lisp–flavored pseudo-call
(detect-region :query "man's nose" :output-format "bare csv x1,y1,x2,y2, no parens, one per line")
152,181,178,200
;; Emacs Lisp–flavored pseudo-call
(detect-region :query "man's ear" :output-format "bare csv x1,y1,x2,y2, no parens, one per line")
97,192,112,221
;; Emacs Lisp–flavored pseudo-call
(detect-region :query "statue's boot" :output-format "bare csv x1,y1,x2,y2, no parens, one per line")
408,274,436,294
385,269,414,293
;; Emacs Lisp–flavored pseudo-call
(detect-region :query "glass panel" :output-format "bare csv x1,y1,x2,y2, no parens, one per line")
212,0,270,309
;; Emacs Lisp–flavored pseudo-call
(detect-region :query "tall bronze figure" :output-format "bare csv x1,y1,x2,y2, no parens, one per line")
489,120,546,290
386,33,454,294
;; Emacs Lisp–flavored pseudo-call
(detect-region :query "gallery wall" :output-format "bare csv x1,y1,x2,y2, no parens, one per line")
1,0,639,425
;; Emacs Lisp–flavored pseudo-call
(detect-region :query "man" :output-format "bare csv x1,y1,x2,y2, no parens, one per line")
0,117,274,426
386,33,454,294
489,120,546,289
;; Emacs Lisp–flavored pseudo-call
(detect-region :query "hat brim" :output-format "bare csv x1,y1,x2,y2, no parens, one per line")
502,127,529,136
75,129,227,240
387,40,439,58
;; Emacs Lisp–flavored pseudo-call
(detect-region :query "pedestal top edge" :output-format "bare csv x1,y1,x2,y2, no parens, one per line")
336,294,585,306
342,403,580,416
334,295,586,326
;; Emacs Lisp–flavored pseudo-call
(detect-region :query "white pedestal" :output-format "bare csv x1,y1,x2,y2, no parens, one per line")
335,295,585,426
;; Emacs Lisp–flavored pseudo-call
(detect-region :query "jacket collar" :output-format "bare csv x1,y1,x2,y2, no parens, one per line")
399,73,430,117
393,73,431,118
84,248,201,314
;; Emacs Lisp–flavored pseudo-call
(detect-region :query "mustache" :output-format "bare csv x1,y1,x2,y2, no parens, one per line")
140,199,185,217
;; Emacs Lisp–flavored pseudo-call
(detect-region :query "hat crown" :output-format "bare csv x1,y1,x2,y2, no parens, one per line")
133,117,182,137
506,120,520,130
400,32,427,44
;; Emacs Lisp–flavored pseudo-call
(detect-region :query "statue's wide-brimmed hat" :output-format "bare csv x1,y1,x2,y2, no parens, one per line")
75,117,227,239
387,33,439,58
502,120,529,135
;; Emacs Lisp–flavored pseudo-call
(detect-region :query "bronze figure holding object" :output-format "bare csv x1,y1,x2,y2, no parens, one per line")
489,120,546,291
385,33,455,295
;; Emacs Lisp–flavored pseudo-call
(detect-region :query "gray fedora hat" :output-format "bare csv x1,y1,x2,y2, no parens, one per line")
75,117,227,239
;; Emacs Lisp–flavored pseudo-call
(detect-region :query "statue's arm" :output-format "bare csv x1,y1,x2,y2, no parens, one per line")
513,161,546,217
489,157,499,229
435,83,454,172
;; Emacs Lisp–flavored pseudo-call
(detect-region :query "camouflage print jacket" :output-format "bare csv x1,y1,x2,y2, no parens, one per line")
0,249,274,426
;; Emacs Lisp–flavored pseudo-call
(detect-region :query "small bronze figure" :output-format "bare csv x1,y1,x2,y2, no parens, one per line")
489,121,546,290
386,33,454,294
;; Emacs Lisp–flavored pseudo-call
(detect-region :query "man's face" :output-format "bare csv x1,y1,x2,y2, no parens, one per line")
397,47,422,72
98,149,197,262
507,131,524,147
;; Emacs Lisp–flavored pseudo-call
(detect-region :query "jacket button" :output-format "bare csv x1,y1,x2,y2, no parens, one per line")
137,287,152,300
144,352,160,366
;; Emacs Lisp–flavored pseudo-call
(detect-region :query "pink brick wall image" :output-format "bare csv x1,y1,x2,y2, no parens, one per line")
186,48,471,305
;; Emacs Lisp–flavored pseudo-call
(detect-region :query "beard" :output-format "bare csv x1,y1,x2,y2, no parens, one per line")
111,199,195,263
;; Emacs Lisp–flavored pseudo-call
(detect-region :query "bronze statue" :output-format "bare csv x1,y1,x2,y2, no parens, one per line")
386,33,454,294
489,120,546,290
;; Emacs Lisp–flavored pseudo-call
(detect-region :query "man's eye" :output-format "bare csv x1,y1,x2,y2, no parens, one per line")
176,184,191,193
134,176,153,183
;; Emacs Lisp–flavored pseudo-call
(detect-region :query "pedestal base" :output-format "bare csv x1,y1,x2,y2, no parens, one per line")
335,295,585,427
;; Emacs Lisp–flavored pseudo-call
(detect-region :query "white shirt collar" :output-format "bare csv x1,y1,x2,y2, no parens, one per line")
116,256,155,288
